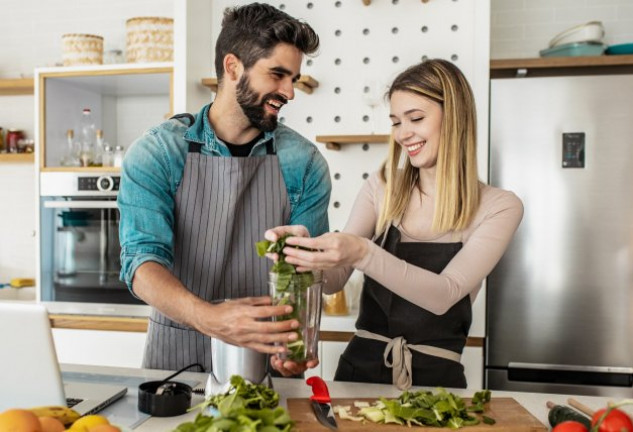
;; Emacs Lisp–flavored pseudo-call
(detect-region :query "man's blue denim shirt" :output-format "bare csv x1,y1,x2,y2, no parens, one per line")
118,103,331,290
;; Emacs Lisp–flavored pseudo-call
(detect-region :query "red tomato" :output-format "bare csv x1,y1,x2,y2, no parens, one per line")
591,408,633,432
552,420,589,432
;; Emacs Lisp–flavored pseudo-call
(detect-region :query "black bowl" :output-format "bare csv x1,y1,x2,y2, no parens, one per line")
138,380,192,417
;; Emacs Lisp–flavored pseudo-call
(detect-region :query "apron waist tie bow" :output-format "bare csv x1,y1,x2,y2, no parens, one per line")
355,329,462,390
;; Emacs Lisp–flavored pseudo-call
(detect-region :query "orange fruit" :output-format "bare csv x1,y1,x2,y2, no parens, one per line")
87,425,121,432
0,408,42,431
67,415,109,432
39,416,65,432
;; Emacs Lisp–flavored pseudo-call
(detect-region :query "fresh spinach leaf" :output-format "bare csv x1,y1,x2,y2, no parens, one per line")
175,375,292,432
341,388,495,429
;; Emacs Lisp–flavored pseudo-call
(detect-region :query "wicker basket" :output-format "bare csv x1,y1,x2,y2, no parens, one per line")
126,17,173,63
61,33,104,66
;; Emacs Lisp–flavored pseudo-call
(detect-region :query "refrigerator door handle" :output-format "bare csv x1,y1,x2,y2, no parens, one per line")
509,362,633,374
507,362,633,387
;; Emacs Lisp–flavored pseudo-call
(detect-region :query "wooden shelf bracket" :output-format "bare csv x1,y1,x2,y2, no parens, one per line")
315,134,390,151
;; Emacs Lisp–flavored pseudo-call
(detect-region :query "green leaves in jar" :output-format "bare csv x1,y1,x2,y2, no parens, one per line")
256,234,315,362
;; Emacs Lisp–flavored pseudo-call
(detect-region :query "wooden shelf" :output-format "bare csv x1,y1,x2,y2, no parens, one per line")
201,74,319,94
49,315,148,333
0,153,34,163
315,134,390,151
0,78,34,96
491,54,633,78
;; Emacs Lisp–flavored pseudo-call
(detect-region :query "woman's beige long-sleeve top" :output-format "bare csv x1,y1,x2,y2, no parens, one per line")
324,171,524,315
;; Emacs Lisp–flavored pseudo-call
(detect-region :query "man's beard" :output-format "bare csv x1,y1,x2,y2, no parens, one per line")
236,74,286,132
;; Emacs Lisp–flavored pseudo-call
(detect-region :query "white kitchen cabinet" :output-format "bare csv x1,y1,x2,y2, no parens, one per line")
463,346,483,390
319,341,347,381
52,328,146,368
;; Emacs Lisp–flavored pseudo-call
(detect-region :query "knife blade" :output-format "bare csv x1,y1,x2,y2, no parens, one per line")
306,376,338,430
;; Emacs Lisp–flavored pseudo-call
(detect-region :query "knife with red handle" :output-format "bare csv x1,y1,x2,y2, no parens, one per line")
306,376,338,430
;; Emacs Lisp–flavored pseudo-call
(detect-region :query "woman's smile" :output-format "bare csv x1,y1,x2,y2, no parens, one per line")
405,140,426,156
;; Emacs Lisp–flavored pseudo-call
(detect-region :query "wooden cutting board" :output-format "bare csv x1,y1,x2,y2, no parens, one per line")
287,397,547,431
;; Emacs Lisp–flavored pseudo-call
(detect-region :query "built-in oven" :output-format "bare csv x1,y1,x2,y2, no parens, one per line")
39,172,148,315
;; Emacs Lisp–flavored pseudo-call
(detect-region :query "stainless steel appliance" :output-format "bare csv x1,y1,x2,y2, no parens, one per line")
39,172,146,314
486,73,633,396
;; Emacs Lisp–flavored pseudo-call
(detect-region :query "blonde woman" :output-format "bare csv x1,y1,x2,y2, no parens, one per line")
266,59,523,388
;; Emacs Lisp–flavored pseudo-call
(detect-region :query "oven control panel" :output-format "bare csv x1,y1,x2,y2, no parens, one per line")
78,175,121,192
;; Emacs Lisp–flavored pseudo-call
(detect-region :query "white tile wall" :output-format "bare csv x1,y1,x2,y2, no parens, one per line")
0,0,173,78
491,0,633,58
0,0,172,282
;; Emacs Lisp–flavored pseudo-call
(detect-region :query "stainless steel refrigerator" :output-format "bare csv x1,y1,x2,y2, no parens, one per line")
486,72,633,397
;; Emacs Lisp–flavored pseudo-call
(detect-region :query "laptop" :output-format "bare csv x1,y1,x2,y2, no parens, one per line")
0,302,128,414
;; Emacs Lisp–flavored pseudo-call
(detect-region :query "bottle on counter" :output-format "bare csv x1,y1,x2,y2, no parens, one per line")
60,129,80,167
78,108,96,167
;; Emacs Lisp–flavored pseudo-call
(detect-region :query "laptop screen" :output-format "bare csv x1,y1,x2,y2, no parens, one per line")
0,303,127,413
0,303,67,409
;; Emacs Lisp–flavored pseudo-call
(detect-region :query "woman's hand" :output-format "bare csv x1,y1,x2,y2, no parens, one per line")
282,232,368,270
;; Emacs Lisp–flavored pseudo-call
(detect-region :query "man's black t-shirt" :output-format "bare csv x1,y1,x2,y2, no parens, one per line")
224,132,264,157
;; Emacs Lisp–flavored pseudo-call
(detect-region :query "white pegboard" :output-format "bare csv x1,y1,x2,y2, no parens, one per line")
209,0,490,231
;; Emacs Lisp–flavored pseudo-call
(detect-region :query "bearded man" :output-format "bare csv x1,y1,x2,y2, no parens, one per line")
118,3,330,376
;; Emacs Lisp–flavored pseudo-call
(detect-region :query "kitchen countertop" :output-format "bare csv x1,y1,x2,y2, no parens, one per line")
62,363,632,431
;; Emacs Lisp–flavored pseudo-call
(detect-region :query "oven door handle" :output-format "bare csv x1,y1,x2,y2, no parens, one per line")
43,201,118,209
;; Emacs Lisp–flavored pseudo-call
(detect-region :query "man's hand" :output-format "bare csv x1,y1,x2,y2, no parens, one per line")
193,297,301,355
270,354,320,377
264,225,310,242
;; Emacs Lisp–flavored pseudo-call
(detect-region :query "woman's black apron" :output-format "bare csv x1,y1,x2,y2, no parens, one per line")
334,224,471,389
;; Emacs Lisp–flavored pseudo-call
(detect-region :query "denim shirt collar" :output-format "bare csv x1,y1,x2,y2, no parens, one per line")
183,103,276,156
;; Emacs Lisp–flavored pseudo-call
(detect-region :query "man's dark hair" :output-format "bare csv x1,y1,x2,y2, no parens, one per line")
215,2,319,83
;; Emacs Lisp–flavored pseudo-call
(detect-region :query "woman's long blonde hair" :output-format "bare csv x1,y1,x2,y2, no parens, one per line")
376,59,480,236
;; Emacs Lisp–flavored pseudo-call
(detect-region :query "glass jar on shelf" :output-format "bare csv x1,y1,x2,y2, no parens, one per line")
113,145,125,167
6,129,24,154
17,138,35,153
60,129,80,167
102,144,114,167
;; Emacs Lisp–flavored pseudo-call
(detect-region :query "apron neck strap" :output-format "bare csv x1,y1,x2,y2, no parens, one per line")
264,138,275,155
188,141,203,153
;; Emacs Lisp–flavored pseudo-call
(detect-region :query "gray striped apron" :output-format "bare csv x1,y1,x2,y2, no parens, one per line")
143,116,290,371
